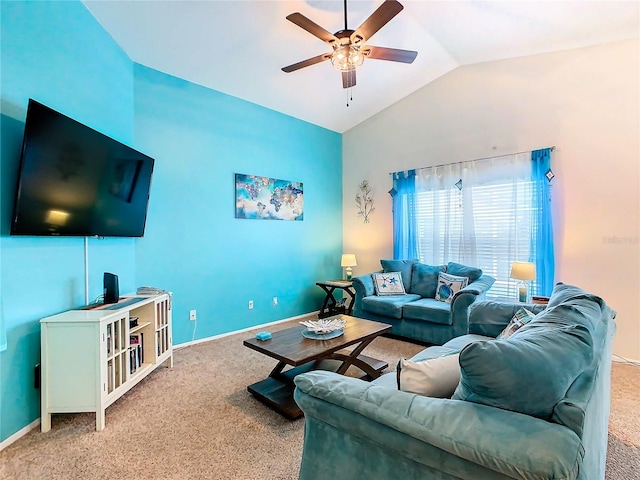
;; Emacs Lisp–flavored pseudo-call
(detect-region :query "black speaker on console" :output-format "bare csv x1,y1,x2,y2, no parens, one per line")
103,272,119,304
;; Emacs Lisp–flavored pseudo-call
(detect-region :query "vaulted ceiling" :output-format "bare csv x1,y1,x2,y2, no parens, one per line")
84,1,639,133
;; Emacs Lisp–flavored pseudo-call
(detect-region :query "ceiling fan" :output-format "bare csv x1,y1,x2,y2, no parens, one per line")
282,0,418,89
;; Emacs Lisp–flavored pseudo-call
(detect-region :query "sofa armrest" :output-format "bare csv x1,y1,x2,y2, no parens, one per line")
294,371,583,480
352,272,381,317
352,273,376,297
468,300,547,337
462,274,495,296
447,275,495,336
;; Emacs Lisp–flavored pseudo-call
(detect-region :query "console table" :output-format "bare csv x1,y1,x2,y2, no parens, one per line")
40,293,172,432
316,280,356,318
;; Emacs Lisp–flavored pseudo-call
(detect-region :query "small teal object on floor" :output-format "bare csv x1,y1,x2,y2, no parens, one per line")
256,331,272,341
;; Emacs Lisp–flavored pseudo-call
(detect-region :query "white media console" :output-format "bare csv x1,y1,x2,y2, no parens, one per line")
40,292,173,432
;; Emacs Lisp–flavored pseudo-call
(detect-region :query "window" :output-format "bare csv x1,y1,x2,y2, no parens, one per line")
415,179,536,298
392,149,554,297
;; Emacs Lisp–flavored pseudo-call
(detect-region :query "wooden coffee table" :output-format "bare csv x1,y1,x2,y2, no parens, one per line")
243,315,391,419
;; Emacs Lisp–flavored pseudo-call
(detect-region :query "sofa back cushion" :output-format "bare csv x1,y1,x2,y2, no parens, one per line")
380,259,417,291
468,301,547,338
446,262,483,283
545,285,614,437
452,300,595,420
409,263,446,298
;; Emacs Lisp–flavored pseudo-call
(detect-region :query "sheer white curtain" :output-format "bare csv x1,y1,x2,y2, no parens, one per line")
413,153,532,296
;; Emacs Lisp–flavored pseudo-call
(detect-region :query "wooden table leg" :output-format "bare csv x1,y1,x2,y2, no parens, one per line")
326,337,386,379
268,361,287,378
317,284,339,318
343,288,356,315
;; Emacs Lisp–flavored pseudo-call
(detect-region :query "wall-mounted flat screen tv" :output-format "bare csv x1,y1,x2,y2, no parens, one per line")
10,99,155,237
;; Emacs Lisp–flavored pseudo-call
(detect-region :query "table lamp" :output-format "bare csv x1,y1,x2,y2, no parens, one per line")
341,254,357,280
510,261,536,302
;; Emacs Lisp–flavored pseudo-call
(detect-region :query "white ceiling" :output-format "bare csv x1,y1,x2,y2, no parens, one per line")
83,1,640,133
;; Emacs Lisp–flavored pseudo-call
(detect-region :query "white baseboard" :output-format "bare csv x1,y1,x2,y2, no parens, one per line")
612,354,640,366
174,311,319,350
0,418,40,452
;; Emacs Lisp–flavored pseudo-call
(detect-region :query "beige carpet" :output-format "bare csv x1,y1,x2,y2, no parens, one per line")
1,319,638,479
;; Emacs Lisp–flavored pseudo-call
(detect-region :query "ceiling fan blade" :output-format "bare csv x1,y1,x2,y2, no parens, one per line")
286,13,339,44
363,46,417,64
282,53,331,73
342,70,356,89
351,0,404,44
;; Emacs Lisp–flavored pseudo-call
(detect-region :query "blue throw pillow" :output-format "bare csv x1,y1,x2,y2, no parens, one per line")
380,259,416,291
409,263,446,298
452,303,594,420
446,262,483,283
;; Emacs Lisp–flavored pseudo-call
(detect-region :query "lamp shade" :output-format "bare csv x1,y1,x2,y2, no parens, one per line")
341,254,357,267
510,262,536,281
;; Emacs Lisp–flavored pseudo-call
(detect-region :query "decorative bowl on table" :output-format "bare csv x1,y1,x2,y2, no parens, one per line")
300,318,346,340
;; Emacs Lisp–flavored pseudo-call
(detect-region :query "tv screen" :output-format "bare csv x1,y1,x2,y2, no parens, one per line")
10,99,154,237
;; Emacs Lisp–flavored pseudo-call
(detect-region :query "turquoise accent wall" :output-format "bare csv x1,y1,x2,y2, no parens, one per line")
0,0,343,443
134,67,342,344
0,0,137,443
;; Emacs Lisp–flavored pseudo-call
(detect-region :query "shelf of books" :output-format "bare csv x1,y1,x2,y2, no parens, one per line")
41,292,173,432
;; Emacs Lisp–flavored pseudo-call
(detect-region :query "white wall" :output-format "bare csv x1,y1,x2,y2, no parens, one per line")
343,39,640,360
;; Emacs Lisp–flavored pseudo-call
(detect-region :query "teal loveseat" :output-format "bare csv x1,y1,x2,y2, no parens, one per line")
294,283,616,480
352,259,495,345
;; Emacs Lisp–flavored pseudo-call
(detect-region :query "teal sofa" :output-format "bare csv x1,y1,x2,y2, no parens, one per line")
294,283,616,480
352,259,495,345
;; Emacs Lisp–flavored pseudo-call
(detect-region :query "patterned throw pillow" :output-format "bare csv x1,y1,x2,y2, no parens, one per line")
435,272,468,303
372,272,406,296
497,308,536,339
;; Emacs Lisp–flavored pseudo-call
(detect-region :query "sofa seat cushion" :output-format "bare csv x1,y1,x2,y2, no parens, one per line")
362,294,421,319
402,298,452,325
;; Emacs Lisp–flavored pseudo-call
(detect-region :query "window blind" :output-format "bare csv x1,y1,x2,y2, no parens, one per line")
415,179,537,298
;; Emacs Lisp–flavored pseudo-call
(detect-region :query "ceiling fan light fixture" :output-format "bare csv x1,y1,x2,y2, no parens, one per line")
331,44,364,72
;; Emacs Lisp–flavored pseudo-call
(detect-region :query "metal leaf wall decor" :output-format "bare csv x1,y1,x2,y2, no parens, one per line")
356,180,374,223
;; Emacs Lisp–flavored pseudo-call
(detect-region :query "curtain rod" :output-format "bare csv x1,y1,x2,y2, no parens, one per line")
388,146,555,175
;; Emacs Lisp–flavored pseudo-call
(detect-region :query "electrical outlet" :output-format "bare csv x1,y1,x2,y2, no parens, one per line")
248,300,254,310
272,297,278,306
189,310,197,321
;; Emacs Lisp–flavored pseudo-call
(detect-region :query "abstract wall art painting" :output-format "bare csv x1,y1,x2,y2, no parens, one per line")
235,174,304,220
